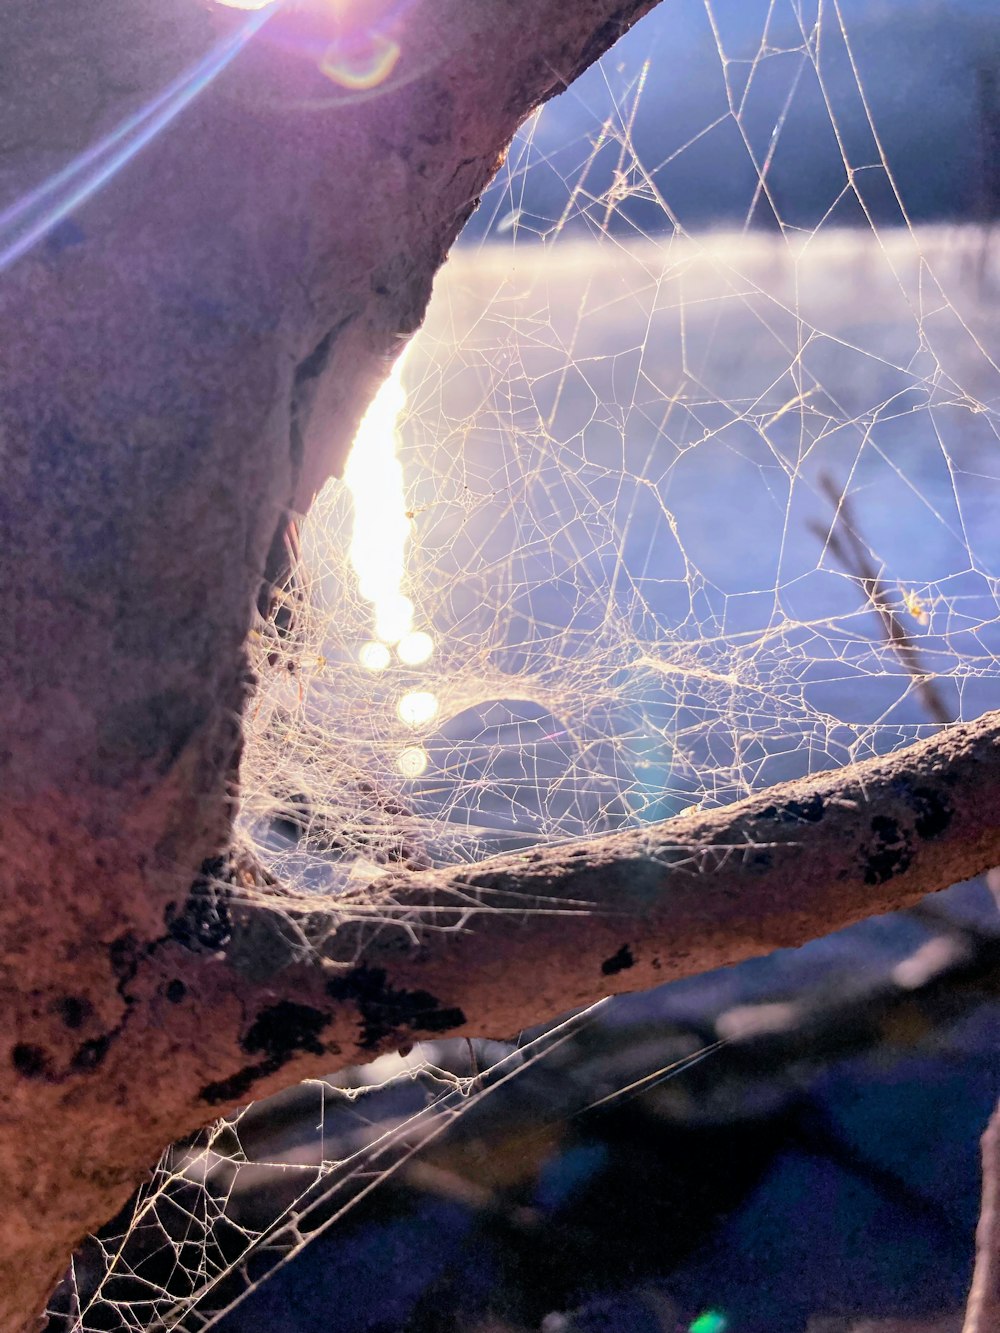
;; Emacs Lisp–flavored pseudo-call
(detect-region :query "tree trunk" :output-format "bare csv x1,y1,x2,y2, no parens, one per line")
0,1,668,1325
1,3,998,1330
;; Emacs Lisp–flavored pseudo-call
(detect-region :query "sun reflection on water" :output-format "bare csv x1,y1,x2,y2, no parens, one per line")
344,350,437,777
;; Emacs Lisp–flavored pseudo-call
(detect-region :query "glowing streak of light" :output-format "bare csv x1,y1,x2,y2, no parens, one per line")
346,349,424,648
0,5,277,275
346,353,439,738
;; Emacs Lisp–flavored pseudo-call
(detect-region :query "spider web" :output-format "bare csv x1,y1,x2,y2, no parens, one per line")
48,0,1000,1328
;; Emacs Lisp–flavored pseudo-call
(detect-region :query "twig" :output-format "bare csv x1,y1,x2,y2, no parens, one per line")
810,472,952,726
963,1099,1000,1333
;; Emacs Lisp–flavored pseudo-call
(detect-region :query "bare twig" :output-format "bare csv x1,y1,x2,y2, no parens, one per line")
964,1099,1000,1333
810,472,952,726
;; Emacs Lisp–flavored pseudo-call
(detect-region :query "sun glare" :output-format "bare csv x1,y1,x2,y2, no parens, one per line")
212,1,402,91
345,352,414,646
397,691,439,728
345,353,439,746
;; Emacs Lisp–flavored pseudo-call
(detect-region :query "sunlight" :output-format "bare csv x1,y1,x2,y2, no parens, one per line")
344,350,439,737
345,351,415,646
213,0,402,91
397,691,439,728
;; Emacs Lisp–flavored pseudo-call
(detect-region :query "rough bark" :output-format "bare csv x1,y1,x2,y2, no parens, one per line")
1,2,998,1330
0,1,668,1326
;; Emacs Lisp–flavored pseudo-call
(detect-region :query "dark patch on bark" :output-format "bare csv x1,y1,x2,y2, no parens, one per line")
601,944,635,976
906,784,954,840
44,217,85,253
11,1043,50,1078
109,932,142,980
758,793,825,824
327,965,466,1050
200,1065,263,1106
167,857,234,951
71,1035,110,1072
241,1001,328,1060
864,815,914,885
199,1001,332,1106
745,848,774,873
165,979,187,1004
55,995,91,1030
257,515,301,654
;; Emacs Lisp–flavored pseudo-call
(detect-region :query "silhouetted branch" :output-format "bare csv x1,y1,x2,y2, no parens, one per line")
810,472,953,726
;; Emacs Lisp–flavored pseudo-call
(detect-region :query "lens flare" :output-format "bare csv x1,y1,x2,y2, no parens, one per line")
397,630,435,665
0,7,275,274
320,33,401,90
397,746,429,778
358,641,391,672
689,1313,728,1333
397,691,439,728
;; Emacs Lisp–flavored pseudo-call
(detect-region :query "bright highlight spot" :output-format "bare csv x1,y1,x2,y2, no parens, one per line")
375,593,415,645
397,630,435,665
321,33,401,90
397,746,429,778
345,351,413,645
359,641,391,672
213,0,272,8
689,1313,728,1333
397,691,439,728
345,350,441,730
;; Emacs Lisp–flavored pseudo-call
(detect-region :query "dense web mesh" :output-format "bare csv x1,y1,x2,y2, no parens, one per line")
47,0,1000,1327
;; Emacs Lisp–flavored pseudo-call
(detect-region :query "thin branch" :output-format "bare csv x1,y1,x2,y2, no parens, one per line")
810,471,953,726
965,1099,1000,1333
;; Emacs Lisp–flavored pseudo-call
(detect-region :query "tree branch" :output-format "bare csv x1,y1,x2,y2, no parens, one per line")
31,704,992,1325
212,706,1000,1060
965,1099,1000,1333
3,4,998,1329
